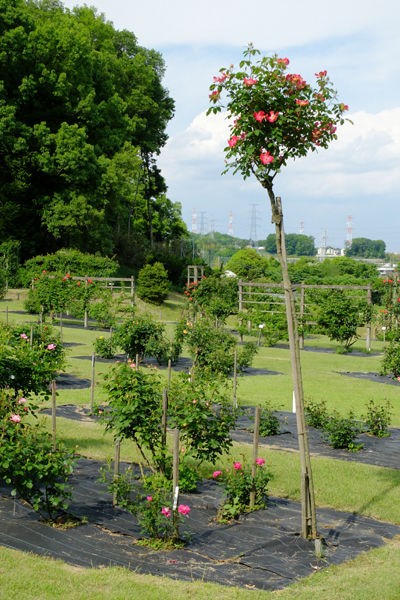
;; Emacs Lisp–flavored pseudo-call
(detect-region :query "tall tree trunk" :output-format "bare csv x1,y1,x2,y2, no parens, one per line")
265,186,317,539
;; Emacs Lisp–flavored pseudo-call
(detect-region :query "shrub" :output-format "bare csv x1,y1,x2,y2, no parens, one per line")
0,323,65,395
168,372,237,463
20,249,118,286
0,389,76,519
212,456,271,521
99,466,191,545
102,363,164,466
258,402,280,437
305,399,330,429
115,315,166,361
380,340,400,378
363,400,392,438
137,262,170,305
237,342,258,371
185,274,238,323
316,290,371,351
323,410,363,451
94,335,117,359
180,319,237,376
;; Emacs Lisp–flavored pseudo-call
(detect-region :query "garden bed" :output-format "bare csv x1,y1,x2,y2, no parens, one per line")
1,457,399,592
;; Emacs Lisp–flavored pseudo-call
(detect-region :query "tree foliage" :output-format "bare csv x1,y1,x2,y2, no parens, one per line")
136,262,170,305
266,233,316,256
316,289,371,350
0,0,186,261
345,237,386,259
225,248,281,281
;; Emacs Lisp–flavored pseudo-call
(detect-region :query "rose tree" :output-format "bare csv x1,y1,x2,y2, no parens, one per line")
208,45,349,539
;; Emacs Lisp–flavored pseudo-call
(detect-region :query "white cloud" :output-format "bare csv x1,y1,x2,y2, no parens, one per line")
63,0,399,50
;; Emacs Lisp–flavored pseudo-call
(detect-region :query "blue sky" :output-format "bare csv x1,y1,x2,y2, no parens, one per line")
63,0,400,252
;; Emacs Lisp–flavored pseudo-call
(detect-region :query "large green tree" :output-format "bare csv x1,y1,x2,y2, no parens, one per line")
345,237,386,259
0,0,185,260
266,233,316,256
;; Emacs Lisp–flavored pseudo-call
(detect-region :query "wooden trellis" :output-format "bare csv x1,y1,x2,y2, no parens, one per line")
238,281,373,351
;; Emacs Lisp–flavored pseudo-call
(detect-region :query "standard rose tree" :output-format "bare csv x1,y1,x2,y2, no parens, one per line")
208,45,349,539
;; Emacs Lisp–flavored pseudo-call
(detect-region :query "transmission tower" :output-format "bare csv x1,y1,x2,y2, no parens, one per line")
345,215,353,248
191,208,198,234
228,210,234,236
249,204,259,247
299,220,305,235
199,212,207,235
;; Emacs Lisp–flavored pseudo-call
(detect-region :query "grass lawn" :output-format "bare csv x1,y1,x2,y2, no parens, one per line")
1,290,400,597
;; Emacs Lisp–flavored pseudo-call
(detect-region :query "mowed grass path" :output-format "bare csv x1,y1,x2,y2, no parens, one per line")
1,291,400,598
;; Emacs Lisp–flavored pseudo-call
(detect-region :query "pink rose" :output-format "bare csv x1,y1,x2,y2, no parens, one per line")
260,150,274,165
213,470,222,478
10,414,21,423
255,457,266,466
233,462,242,470
243,77,257,86
161,507,171,518
178,504,191,516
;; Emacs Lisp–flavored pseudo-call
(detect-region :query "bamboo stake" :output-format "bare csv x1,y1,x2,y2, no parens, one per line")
249,406,260,508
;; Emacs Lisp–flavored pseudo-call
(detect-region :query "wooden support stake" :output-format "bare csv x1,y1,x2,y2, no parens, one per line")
233,348,238,409
167,359,172,388
172,429,180,539
51,379,57,450
172,429,180,500
90,353,96,411
161,389,168,475
112,439,121,507
249,406,260,508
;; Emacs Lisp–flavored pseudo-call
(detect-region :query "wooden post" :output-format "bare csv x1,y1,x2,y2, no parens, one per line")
299,284,305,350
172,429,180,540
112,439,121,507
167,358,172,387
249,406,260,508
270,194,317,539
90,353,96,411
51,379,57,450
161,389,168,474
233,348,238,409
130,275,135,306
366,284,372,352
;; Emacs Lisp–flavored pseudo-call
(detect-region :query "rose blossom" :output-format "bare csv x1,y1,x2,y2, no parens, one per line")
178,504,191,516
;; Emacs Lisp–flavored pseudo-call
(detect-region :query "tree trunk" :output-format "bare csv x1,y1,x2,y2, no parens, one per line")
266,187,317,539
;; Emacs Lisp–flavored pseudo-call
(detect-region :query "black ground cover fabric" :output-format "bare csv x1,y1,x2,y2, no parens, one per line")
1,457,400,591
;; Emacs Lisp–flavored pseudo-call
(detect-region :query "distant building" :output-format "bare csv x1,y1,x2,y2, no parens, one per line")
377,263,396,277
316,246,343,258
